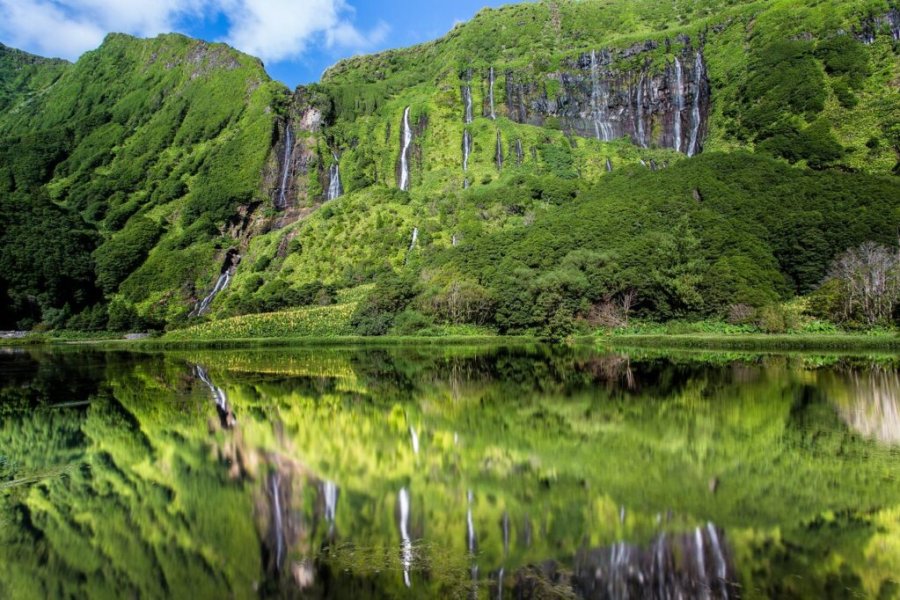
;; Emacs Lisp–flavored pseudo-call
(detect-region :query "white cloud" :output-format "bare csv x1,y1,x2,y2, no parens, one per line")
0,0,386,64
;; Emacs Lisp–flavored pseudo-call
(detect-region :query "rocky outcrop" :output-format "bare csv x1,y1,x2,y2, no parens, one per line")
504,39,711,155
855,9,900,44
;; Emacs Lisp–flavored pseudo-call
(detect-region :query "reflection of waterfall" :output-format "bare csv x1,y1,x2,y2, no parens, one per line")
276,124,294,209
399,107,413,191
837,370,900,444
462,129,472,172
673,56,685,153
462,84,473,124
573,523,736,599
194,250,239,317
323,480,338,525
409,425,420,454
327,153,343,201
270,472,286,572
466,490,476,554
488,66,496,119
687,51,705,157
398,488,413,588
195,365,236,428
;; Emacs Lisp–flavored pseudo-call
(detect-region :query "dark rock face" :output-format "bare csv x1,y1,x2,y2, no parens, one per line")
504,41,711,155
856,9,900,44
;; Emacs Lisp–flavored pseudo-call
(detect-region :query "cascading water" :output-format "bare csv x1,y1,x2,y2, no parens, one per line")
514,139,524,165
462,84,473,124
399,107,413,191
635,72,646,147
606,157,613,172
195,252,239,317
673,56,685,153
590,50,614,142
327,153,343,201
495,130,504,170
687,51,705,157
462,129,472,172
466,490,476,554
488,66,496,120
398,488,412,588
276,124,294,209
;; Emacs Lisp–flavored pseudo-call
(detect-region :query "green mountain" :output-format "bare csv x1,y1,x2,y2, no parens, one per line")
1,0,898,335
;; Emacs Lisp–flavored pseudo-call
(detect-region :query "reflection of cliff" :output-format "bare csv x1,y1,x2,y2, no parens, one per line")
571,524,735,599
836,369,900,444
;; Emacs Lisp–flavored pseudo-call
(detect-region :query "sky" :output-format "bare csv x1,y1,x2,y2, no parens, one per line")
0,0,526,86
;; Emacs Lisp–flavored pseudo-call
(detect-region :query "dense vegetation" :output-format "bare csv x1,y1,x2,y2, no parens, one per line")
0,0,898,338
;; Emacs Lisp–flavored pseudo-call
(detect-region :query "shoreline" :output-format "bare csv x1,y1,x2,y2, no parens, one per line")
3,332,898,352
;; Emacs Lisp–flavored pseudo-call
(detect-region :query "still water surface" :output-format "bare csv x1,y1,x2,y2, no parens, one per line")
1,345,899,599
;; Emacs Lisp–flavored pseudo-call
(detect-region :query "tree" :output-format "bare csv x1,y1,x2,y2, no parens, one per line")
825,242,900,326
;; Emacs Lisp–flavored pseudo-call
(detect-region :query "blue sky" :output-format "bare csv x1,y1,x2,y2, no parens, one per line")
0,0,527,86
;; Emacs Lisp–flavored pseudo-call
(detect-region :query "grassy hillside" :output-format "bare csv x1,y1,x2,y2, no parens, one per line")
0,0,898,336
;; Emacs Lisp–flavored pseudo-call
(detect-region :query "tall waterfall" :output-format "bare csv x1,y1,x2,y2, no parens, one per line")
635,72,646,147
195,252,239,317
673,56,685,153
399,107,413,191
276,124,294,209
462,84,473,124
687,51,705,157
466,490,476,554
606,157,613,172
488,66,496,119
590,50,614,141
398,488,412,588
514,139,524,165
495,130,504,170
462,129,472,172
327,153,343,201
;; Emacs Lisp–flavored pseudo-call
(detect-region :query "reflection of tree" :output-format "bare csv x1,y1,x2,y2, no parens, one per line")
835,369,900,444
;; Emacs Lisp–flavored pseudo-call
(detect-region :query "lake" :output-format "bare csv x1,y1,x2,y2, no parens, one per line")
1,345,898,599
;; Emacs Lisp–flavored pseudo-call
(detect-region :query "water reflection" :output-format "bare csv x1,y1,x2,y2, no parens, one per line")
834,368,900,444
0,346,899,598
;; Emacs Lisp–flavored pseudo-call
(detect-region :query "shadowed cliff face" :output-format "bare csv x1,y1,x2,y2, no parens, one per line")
504,39,710,155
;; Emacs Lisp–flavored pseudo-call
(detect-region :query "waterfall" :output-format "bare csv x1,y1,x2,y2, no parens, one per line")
398,488,412,588
673,56,685,153
409,425,419,454
514,139,524,165
452,234,458,247
327,153,343,201
324,480,338,524
635,72,646,147
501,511,510,555
687,51,705,157
276,124,294,209
590,50,614,141
497,567,504,600
488,66,496,119
399,107,413,191
495,130,504,170
195,252,239,317
463,84,473,124
606,157,613,172
462,129,472,172
463,178,469,189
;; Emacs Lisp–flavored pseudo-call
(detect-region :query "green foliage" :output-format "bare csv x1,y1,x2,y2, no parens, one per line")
93,217,162,294
351,271,419,335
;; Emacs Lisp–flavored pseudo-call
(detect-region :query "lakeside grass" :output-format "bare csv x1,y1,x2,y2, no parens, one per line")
4,332,898,353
